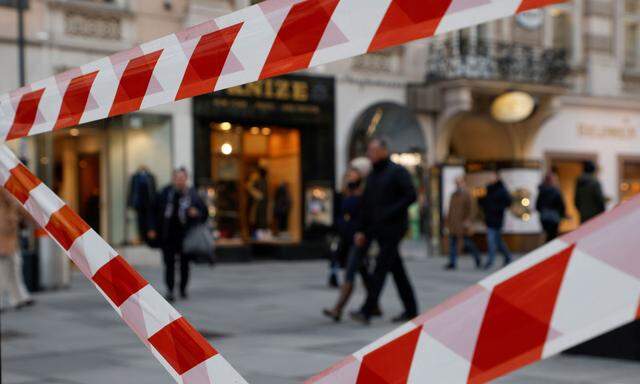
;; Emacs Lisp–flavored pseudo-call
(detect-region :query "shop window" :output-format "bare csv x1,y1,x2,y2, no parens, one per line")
208,123,302,245
620,159,640,202
52,115,173,246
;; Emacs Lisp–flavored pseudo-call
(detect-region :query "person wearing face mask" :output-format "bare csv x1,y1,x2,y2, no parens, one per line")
323,167,378,321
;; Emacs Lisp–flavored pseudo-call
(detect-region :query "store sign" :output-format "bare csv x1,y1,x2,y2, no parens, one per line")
577,122,638,140
225,78,311,102
195,74,334,127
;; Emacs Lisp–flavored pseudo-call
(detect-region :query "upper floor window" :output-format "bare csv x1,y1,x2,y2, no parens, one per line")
624,1,640,70
550,7,572,52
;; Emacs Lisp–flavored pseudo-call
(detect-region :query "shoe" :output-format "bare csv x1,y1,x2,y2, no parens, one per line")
328,274,339,288
165,293,175,303
482,263,494,270
503,258,512,267
323,308,341,322
350,311,370,325
15,298,36,310
180,290,188,300
371,307,383,318
444,263,456,270
391,312,417,323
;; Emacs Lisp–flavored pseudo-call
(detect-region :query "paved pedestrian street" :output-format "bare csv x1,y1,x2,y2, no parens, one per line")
2,253,640,384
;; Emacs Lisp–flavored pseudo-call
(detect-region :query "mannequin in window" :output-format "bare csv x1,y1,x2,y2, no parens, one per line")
128,165,157,245
274,182,291,235
247,168,268,238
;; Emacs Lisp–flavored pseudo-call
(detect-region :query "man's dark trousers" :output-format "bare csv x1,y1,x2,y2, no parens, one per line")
361,233,418,318
162,243,190,294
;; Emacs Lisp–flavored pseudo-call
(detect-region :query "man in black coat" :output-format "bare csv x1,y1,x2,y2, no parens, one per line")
574,161,606,224
149,168,207,302
479,171,513,269
351,138,418,324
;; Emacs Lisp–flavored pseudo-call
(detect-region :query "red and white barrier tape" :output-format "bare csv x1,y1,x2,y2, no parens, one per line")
307,197,640,384
0,0,585,382
0,0,565,142
0,145,248,384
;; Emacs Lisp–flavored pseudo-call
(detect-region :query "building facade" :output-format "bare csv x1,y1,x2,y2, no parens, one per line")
406,0,640,251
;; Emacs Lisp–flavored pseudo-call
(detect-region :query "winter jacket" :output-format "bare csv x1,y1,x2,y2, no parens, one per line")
358,158,417,239
574,174,605,223
536,184,566,224
447,188,475,236
479,180,512,229
152,186,207,245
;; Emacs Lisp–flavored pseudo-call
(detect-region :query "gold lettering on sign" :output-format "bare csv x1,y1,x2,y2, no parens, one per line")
577,122,638,140
224,79,310,102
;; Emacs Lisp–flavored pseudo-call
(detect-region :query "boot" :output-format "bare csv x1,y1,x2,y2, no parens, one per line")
323,282,353,322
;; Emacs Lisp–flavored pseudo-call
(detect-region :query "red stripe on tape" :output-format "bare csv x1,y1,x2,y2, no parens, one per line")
636,298,640,319
149,317,218,375
468,244,575,384
368,0,453,53
92,255,147,306
517,0,566,13
45,205,91,250
4,164,41,204
6,89,46,141
109,50,163,117
259,0,340,80
356,326,423,384
54,71,99,130
176,23,244,101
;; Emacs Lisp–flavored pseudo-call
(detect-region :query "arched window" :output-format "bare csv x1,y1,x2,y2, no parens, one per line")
349,103,425,159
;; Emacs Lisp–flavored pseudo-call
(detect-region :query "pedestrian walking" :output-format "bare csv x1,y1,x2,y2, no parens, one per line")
536,171,566,241
323,168,377,322
575,160,606,224
445,176,481,270
350,138,418,325
0,188,35,312
479,171,513,269
149,168,207,302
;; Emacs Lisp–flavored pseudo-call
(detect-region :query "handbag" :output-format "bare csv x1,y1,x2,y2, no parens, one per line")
183,224,216,265
540,209,561,224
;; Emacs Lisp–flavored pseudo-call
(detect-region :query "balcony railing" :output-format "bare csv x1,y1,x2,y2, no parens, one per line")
426,39,569,86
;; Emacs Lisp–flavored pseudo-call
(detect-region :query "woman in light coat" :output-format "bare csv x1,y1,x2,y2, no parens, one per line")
0,188,33,311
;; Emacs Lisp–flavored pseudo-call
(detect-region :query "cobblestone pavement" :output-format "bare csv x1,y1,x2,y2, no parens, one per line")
2,250,640,383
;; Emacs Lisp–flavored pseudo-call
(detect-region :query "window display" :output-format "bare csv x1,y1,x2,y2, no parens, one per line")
209,123,302,245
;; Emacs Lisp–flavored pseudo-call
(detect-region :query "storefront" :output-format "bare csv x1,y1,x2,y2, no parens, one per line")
193,74,335,259
52,113,174,246
429,93,640,253
530,96,640,228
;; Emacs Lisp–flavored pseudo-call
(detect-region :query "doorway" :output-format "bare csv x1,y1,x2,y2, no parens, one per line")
78,153,101,232
546,152,598,233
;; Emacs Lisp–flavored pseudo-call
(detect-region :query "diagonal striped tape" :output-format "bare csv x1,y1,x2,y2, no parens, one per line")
0,144,248,384
0,0,566,142
307,197,640,384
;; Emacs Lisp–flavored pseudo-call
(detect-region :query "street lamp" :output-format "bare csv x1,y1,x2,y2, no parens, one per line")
14,0,26,86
